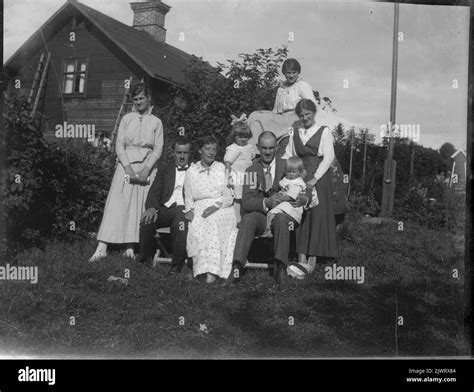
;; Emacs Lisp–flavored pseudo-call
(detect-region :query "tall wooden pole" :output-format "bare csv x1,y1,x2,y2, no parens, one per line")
348,127,354,196
409,143,415,187
381,2,399,217
362,128,368,190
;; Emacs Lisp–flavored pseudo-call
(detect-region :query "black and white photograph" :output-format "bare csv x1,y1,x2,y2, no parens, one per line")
1,0,472,371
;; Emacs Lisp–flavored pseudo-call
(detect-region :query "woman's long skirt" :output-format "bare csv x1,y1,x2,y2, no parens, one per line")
97,161,157,244
296,168,338,258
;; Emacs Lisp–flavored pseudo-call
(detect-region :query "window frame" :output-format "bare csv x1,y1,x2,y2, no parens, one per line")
61,57,89,98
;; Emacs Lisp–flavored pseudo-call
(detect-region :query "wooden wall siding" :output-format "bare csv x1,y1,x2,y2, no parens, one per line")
9,15,180,143
12,17,147,139
46,19,147,138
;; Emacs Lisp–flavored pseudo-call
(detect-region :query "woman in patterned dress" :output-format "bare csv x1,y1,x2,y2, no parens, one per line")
184,136,237,283
283,99,338,278
89,83,163,262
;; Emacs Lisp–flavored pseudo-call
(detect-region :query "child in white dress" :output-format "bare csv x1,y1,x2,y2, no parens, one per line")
224,115,255,222
261,157,317,238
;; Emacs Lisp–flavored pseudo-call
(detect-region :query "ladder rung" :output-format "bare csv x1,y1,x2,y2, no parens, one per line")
27,52,45,104
110,76,134,151
32,52,51,117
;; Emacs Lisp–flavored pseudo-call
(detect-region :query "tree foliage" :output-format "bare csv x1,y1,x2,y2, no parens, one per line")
439,142,456,168
156,46,289,161
3,95,116,254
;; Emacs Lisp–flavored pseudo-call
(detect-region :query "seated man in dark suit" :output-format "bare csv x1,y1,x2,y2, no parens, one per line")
137,137,191,273
231,131,309,286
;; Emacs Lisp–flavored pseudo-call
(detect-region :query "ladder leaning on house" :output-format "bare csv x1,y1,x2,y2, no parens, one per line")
28,52,51,118
110,76,134,153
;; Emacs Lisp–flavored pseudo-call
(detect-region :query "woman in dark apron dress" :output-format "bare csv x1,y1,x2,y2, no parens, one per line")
284,99,338,279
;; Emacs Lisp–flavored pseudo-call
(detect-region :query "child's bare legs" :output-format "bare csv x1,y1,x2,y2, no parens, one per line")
297,254,316,273
306,256,317,272
260,212,275,238
298,254,307,264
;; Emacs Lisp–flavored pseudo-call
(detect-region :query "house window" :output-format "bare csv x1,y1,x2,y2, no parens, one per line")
62,58,88,95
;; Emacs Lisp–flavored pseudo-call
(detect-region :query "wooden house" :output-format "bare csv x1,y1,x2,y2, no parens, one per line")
4,0,195,140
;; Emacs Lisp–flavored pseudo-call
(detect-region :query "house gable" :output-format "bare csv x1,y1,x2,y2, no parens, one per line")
4,0,196,139
5,0,195,87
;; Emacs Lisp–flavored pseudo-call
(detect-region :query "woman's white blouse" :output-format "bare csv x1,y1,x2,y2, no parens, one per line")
115,107,164,169
273,79,318,114
284,122,335,181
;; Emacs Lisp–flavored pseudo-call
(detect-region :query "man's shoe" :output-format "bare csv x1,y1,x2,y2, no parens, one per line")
279,267,289,288
137,255,150,265
168,263,183,276
273,260,289,287
273,260,281,282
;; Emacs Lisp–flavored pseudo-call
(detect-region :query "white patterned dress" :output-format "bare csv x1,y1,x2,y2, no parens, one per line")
184,161,237,278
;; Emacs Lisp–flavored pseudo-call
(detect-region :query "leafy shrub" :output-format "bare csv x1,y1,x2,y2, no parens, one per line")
44,140,116,241
443,187,466,235
393,184,465,231
2,95,51,253
349,192,381,217
3,95,116,255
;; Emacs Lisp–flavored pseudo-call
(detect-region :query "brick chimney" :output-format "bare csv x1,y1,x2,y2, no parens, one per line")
130,0,171,43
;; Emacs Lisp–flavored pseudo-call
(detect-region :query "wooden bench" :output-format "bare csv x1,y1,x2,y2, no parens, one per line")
152,227,277,270
152,227,173,266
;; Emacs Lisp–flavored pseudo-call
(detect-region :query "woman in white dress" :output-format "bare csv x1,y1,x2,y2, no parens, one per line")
184,136,237,283
89,83,163,262
247,58,318,151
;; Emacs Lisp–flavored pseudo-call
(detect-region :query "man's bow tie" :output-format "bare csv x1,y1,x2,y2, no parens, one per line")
176,166,188,172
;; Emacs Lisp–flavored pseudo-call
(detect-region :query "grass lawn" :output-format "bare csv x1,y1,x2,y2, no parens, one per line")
0,212,468,358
